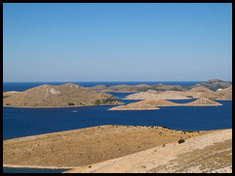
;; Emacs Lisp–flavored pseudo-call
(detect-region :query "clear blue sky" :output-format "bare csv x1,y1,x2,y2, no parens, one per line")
3,3,232,82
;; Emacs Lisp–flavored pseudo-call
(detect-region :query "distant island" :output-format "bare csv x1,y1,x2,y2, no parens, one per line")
3,79,232,108
109,98,222,111
90,79,232,93
3,83,122,108
125,86,232,101
108,79,231,111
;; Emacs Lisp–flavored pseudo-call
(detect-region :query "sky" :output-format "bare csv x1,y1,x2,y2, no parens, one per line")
3,3,232,82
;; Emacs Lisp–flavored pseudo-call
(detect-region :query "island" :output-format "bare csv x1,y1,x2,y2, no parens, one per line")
109,98,222,111
3,83,123,108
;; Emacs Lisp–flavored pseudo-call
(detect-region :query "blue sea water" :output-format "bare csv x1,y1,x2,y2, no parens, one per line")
3,82,232,173
3,168,67,173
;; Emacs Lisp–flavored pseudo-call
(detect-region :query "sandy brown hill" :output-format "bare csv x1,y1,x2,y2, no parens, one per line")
3,83,122,108
126,86,232,101
186,97,222,106
3,125,210,169
151,84,189,92
90,84,152,93
64,129,231,173
214,86,232,100
3,91,21,99
192,79,231,91
109,98,222,110
109,100,160,110
125,90,190,100
184,87,216,99
89,79,231,93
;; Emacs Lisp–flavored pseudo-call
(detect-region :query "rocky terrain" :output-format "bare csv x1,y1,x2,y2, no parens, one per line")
109,98,222,110
3,83,122,108
64,128,231,173
3,125,212,169
89,79,231,93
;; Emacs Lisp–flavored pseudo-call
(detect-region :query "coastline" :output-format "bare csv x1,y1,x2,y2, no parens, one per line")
3,103,124,109
3,165,73,170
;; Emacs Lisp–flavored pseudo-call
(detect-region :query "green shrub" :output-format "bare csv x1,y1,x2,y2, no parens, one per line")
178,139,185,144
94,99,101,105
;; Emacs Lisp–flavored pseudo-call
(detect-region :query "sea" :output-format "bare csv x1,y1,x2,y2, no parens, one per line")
3,82,232,173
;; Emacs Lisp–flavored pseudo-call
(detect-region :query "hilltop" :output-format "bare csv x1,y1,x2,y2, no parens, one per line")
3,83,122,108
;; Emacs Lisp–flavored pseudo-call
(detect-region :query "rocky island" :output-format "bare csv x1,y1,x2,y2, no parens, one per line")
89,79,232,93
3,83,123,108
125,86,232,101
109,98,222,111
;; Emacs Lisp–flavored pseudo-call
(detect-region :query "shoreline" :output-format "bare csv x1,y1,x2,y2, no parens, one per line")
3,103,124,109
3,164,73,170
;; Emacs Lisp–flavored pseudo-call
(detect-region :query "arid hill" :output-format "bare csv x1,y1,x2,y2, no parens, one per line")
126,86,232,101
109,98,222,110
3,83,122,108
214,86,232,100
64,128,231,173
3,125,211,169
90,84,188,92
89,79,231,93
151,84,189,92
191,79,232,91
90,84,152,93
3,91,21,99
125,90,191,100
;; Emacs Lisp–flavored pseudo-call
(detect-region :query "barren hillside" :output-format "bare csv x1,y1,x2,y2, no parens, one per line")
109,98,222,110
3,83,122,108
